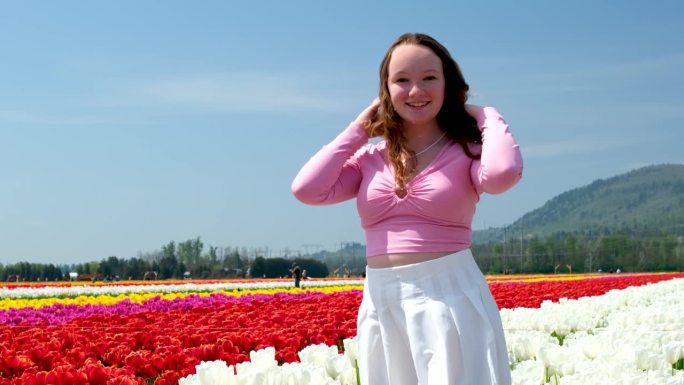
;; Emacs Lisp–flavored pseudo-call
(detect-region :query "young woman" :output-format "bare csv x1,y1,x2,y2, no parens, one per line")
292,32,522,385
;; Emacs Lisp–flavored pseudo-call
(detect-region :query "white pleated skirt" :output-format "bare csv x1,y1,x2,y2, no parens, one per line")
357,249,511,385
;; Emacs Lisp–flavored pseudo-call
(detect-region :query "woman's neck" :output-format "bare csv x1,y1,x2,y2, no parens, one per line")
403,122,444,151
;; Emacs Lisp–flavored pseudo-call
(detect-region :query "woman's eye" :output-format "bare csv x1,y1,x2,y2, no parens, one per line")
395,78,408,83
424,75,437,81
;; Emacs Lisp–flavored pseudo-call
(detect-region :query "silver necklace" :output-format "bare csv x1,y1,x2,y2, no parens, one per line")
413,132,446,157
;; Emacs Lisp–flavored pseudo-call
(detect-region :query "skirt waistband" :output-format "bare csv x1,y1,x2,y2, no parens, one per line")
366,248,472,272
363,248,488,308
364,249,481,286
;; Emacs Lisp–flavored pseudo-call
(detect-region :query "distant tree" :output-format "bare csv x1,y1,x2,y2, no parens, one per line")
250,256,267,278
162,241,176,260
98,256,123,278
158,253,179,279
263,257,291,278
294,258,329,278
178,237,203,268
208,246,219,264
123,257,150,280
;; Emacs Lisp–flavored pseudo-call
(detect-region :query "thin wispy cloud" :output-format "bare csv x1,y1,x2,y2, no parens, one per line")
133,72,346,114
577,52,684,80
622,101,684,120
523,138,635,159
0,110,152,126
471,84,594,98
616,160,684,175
473,52,684,97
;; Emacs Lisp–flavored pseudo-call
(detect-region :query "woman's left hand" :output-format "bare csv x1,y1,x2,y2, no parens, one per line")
464,104,483,118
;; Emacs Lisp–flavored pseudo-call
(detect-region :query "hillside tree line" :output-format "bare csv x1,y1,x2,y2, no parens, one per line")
472,230,684,274
2,232,682,281
0,237,327,281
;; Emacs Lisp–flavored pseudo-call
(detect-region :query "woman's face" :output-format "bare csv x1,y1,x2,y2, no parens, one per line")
387,43,445,130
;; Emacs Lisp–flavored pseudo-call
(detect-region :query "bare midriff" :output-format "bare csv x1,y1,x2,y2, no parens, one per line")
367,250,458,268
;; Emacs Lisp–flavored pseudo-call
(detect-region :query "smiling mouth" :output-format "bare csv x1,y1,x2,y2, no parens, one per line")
406,101,430,108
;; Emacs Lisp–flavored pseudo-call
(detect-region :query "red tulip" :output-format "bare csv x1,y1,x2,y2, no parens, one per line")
84,364,109,385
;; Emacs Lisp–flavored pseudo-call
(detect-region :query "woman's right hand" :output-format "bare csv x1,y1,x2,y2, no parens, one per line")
354,98,382,137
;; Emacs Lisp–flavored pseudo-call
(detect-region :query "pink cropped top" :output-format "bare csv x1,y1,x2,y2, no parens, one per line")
291,106,523,257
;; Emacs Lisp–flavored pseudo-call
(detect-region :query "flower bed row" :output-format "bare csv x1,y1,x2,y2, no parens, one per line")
1,273,683,384
5,273,682,310
0,279,363,300
504,277,684,384
176,277,684,385
0,278,357,289
490,272,684,308
0,291,361,385
5,274,682,327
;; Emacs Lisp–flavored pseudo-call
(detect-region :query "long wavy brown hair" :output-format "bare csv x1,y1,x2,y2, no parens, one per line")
367,33,482,192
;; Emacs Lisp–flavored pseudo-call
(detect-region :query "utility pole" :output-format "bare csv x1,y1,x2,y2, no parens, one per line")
502,226,507,274
339,241,357,275
302,244,321,256
520,218,524,273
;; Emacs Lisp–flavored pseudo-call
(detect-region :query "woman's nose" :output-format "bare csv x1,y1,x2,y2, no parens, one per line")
408,82,424,96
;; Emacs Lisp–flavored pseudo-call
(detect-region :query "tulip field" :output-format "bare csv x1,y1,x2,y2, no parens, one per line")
2,273,684,385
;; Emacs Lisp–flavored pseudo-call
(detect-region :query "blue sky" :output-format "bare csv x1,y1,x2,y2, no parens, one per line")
1,1,682,264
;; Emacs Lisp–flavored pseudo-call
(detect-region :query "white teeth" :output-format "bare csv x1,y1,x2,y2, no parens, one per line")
407,102,429,107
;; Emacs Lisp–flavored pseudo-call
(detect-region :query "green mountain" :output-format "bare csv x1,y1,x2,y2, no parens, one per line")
473,163,684,244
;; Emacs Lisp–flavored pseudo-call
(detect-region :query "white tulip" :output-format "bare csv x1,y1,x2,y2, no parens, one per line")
664,342,684,365
342,337,358,364
250,347,278,370
298,343,339,368
336,366,358,385
510,360,544,385
235,360,255,376
178,374,199,385
201,360,234,385
325,354,351,379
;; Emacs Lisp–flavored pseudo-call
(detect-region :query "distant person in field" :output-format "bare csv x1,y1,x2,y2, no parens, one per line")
289,262,302,288
292,32,522,385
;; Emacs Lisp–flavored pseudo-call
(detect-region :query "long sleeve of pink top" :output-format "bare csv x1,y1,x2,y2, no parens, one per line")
469,106,523,194
291,106,522,255
291,122,370,205
292,106,522,203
